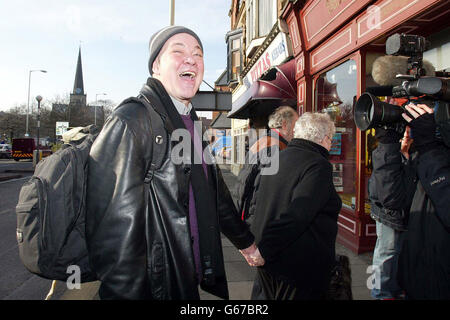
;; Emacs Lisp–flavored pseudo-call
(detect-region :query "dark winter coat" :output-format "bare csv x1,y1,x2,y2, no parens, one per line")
235,130,288,223
86,78,254,300
251,138,342,296
368,143,416,231
371,141,450,299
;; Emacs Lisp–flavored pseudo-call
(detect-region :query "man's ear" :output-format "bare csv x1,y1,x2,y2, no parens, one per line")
152,58,160,76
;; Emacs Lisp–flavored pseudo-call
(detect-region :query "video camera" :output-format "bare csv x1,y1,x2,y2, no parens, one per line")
354,33,450,143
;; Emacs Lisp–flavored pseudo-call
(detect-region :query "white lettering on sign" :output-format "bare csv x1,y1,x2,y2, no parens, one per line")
242,32,291,90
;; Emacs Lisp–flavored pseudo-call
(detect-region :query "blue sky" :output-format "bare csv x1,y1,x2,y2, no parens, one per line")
0,0,231,114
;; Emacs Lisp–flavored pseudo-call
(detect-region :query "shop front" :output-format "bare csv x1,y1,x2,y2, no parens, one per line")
282,0,450,253
228,24,295,175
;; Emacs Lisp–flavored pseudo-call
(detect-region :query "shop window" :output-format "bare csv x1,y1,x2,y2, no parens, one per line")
364,51,384,173
226,29,243,85
423,26,450,73
315,59,357,211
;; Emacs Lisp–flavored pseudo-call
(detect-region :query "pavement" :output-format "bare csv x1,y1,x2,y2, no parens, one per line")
2,163,373,300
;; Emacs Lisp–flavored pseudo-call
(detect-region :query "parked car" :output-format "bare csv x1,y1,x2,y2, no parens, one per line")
0,144,12,159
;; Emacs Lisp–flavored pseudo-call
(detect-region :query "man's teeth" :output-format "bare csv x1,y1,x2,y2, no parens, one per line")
180,72,196,79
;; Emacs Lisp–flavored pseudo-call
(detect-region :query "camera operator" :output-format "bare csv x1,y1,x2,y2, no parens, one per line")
370,102,450,299
368,118,415,300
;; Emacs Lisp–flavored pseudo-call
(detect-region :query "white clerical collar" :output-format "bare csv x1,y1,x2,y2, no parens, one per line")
169,96,192,115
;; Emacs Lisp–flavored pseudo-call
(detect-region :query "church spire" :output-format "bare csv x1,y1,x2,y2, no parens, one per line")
73,46,84,95
70,46,87,107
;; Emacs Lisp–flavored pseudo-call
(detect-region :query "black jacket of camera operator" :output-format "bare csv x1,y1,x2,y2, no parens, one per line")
368,142,416,231
369,131,450,298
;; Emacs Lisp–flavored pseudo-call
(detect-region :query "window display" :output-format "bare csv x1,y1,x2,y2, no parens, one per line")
315,59,357,211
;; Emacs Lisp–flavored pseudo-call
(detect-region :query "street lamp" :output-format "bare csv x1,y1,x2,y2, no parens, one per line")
95,93,107,126
26,69,47,137
169,0,175,25
35,95,43,164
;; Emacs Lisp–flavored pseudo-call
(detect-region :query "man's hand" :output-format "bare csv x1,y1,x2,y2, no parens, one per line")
402,103,434,123
402,103,437,154
239,243,265,267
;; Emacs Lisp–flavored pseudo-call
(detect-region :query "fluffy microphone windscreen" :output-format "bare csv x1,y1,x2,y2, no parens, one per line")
372,55,436,86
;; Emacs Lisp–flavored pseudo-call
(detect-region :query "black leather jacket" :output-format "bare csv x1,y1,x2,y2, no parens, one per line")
86,80,254,300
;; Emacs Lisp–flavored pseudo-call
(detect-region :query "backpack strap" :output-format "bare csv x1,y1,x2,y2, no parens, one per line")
115,96,168,184
137,94,169,183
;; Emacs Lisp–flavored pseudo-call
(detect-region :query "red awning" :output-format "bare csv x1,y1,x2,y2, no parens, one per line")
228,58,297,119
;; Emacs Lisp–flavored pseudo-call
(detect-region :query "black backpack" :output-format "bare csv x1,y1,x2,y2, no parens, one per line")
15,97,167,282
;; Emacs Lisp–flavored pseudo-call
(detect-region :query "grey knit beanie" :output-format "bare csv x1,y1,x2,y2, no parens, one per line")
148,25,203,75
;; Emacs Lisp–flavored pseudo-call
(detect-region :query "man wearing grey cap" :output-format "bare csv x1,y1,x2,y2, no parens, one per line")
86,26,262,300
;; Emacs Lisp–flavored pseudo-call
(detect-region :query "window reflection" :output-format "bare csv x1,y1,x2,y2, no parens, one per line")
315,59,357,211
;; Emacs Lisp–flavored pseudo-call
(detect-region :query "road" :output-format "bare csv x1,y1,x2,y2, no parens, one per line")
0,159,67,300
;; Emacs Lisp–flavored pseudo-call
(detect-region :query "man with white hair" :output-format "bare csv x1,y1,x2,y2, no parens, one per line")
249,112,342,300
236,106,298,224
267,106,298,143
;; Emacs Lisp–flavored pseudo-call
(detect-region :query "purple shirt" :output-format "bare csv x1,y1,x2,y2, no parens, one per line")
181,114,208,283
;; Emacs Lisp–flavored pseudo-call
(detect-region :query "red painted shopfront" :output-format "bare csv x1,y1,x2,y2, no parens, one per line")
281,0,450,253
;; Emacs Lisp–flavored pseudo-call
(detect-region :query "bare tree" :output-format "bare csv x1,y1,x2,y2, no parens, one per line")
0,105,28,140
98,99,116,124
0,93,117,143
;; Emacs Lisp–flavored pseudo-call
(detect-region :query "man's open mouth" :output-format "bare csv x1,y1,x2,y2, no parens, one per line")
179,71,196,79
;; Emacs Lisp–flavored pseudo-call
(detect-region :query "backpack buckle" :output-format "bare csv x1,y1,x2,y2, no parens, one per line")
144,164,157,184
